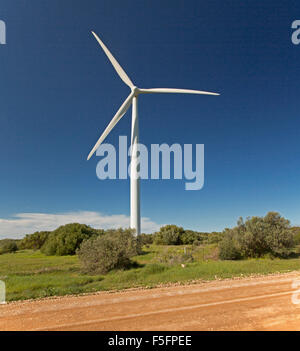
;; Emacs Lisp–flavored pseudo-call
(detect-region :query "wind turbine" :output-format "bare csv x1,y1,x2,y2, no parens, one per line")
87,31,219,236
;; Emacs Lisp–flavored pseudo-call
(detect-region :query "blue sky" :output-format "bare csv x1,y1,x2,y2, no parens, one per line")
0,0,300,237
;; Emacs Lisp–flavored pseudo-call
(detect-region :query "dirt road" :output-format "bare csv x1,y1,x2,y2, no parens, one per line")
1,272,300,331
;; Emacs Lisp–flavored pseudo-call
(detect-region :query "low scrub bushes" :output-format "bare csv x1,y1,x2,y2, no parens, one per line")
0,239,18,254
153,225,223,246
138,233,154,246
77,228,141,274
219,233,242,260
155,246,194,265
219,212,294,260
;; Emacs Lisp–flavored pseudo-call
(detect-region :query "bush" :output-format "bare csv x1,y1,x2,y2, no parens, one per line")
77,228,141,274
206,232,224,244
181,230,202,245
219,212,294,260
19,231,50,250
41,223,103,256
0,239,18,254
218,231,241,260
153,225,184,245
156,248,194,265
193,239,202,246
291,227,300,245
138,233,154,246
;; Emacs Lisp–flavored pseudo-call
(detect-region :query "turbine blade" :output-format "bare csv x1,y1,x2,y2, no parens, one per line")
87,92,134,160
91,31,134,88
139,88,219,96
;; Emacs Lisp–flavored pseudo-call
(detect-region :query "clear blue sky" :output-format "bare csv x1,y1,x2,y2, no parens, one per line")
1,0,300,237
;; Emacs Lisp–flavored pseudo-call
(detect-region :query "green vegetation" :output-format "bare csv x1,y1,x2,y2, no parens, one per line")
153,225,184,245
40,223,103,256
1,211,300,302
78,228,141,274
291,227,300,245
138,233,154,245
19,231,50,250
1,245,300,302
153,225,223,246
0,239,18,255
219,212,294,259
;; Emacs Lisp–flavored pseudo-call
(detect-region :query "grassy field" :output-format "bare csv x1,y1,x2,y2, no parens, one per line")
1,245,300,302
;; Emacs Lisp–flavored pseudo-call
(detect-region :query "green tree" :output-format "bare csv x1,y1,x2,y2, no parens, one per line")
291,226,300,245
206,232,224,244
219,212,294,259
41,223,103,256
153,225,185,245
263,212,294,257
19,231,50,250
181,230,202,245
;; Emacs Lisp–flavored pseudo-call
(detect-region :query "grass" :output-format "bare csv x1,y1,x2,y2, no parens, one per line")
1,245,300,302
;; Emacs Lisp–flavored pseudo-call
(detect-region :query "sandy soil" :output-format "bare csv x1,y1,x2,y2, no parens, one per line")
1,272,300,331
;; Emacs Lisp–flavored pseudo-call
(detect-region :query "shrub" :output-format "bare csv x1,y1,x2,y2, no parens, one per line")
158,252,194,265
138,233,154,246
219,230,241,260
155,246,194,265
41,223,103,256
219,212,294,259
19,231,50,250
193,239,202,246
290,227,300,245
0,239,18,254
153,225,184,245
181,230,202,245
206,232,224,244
77,228,141,274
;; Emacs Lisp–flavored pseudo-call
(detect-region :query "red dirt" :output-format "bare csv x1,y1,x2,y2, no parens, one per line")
1,272,300,331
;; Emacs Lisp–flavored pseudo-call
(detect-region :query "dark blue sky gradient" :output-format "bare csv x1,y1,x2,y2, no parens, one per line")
0,0,300,231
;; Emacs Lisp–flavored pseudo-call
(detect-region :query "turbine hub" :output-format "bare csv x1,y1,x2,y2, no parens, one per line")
132,86,139,96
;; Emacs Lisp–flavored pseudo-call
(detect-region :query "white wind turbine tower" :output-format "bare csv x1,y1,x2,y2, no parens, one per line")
87,31,219,236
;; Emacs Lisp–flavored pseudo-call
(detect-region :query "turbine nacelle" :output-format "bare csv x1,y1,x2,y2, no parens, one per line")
131,86,140,96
